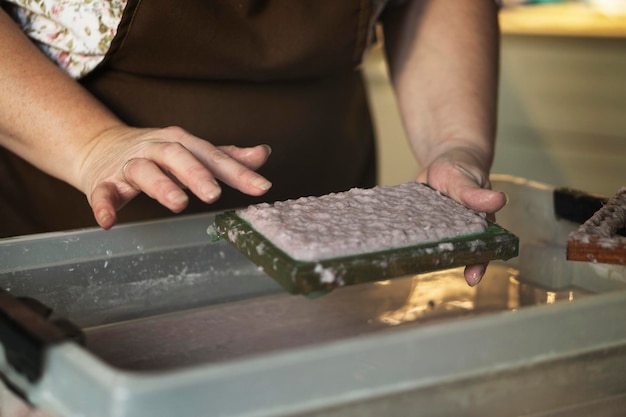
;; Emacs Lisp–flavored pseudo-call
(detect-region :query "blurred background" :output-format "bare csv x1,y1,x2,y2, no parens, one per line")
365,0,626,197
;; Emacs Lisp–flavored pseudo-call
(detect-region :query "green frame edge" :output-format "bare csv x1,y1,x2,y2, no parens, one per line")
214,211,519,295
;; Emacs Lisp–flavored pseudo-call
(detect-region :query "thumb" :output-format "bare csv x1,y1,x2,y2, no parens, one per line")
426,165,506,214
456,185,507,214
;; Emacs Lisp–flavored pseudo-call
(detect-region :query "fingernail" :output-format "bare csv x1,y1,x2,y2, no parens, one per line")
261,144,272,156
503,192,510,206
97,209,113,227
167,190,188,205
250,176,272,191
206,188,222,201
466,264,487,287
468,274,481,287
200,180,221,201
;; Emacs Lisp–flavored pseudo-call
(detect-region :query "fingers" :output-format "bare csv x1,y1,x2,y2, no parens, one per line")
125,141,272,210
122,157,192,211
194,143,272,196
464,263,487,287
132,141,223,204
82,126,274,231
219,144,272,170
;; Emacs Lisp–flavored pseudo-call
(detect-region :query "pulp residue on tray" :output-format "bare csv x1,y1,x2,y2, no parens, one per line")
236,182,488,261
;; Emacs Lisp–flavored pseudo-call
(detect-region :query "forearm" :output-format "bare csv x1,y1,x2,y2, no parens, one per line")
382,0,500,173
1,9,273,230
0,8,123,190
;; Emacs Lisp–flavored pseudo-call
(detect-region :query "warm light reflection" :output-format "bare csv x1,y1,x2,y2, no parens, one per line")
373,263,590,328
376,267,475,326
507,270,521,310
374,280,391,286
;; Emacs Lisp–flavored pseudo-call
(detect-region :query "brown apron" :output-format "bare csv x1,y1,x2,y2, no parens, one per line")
0,0,377,237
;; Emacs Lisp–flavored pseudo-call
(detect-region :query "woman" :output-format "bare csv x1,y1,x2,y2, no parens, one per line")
0,0,506,285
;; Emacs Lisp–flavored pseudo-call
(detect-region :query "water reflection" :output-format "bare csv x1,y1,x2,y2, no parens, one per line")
376,268,475,326
85,262,594,370
373,264,591,327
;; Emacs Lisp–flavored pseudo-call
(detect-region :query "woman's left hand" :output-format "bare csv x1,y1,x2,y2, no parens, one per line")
417,146,507,286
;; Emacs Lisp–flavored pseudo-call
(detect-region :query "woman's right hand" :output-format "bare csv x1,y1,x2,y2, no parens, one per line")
77,125,272,229
1,10,272,231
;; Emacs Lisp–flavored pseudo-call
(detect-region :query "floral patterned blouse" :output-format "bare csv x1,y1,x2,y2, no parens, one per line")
4,0,128,78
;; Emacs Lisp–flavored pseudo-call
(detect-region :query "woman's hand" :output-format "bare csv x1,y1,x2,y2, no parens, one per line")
0,12,272,232
417,145,507,286
78,125,272,229
382,0,501,286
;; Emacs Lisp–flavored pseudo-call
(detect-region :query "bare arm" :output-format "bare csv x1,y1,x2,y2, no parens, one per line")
0,8,122,185
0,9,271,229
383,0,506,284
